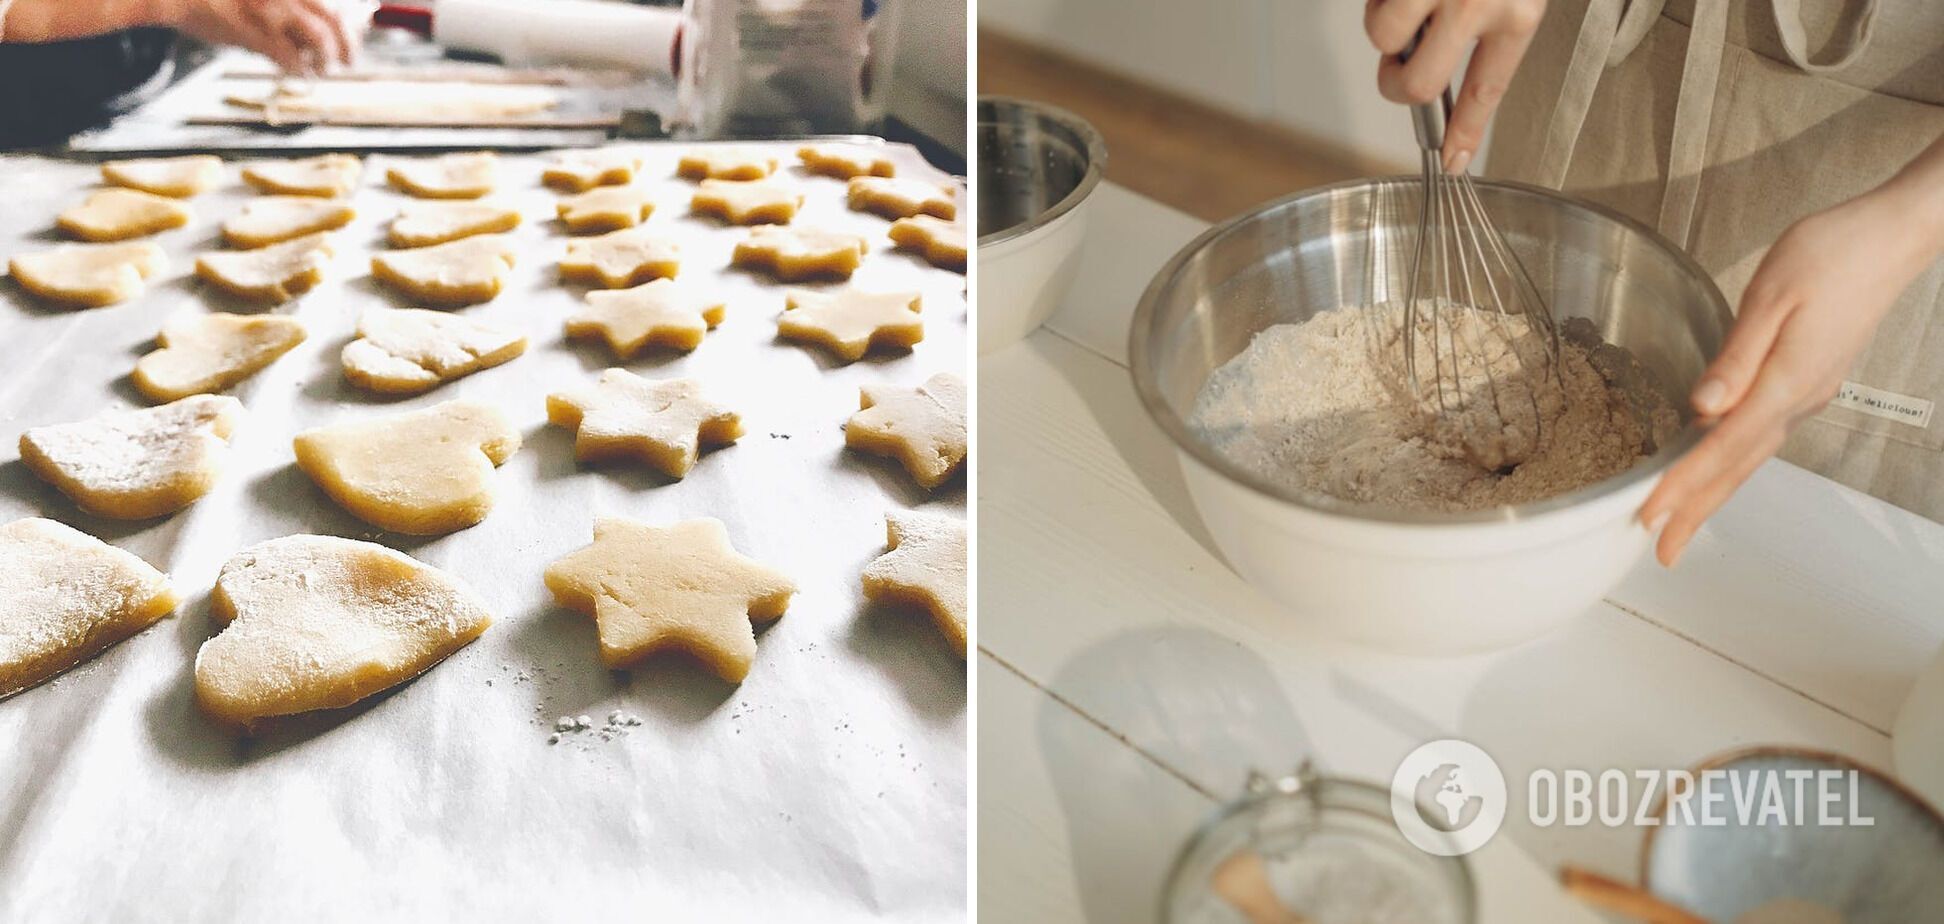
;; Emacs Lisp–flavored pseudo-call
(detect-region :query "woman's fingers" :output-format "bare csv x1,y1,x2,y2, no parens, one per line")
1642,362,1801,563
300,0,359,67
1366,0,1440,55
1655,423,1785,565
1442,30,1531,172
1381,5,1471,104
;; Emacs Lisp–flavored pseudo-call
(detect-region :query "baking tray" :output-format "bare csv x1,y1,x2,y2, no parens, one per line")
0,140,965,920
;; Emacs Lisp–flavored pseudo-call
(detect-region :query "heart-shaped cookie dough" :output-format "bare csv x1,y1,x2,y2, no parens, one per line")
370,235,517,308
342,307,527,395
100,155,223,198
133,312,307,402
293,401,520,535
386,151,497,199
388,201,521,248
9,242,167,309
242,154,362,197
193,534,492,732
1,517,177,699
57,188,194,242
19,395,242,519
196,233,335,303
222,196,356,248
559,227,679,288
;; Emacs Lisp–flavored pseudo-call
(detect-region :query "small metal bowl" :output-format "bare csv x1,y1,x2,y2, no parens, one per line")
976,96,1107,352
1130,178,1732,653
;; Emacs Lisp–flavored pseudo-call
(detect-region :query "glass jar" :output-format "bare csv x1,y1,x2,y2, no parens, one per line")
1162,762,1477,924
675,0,903,138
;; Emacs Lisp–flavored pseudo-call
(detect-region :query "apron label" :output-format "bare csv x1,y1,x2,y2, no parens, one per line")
1831,381,1935,430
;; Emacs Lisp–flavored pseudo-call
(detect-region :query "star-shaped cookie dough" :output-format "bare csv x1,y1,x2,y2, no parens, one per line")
58,188,193,242
846,373,967,490
797,143,896,179
342,307,527,395
388,200,522,248
544,517,795,681
888,216,967,272
100,155,223,198
386,151,497,198
196,233,335,303
560,227,679,288
370,235,517,307
779,288,923,362
731,226,868,282
677,148,778,181
690,179,803,225
223,196,357,248
543,149,643,192
242,153,362,197
546,368,741,478
846,176,957,221
133,312,307,402
556,186,657,234
9,242,166,309
861,510,967,657
565,279,724,357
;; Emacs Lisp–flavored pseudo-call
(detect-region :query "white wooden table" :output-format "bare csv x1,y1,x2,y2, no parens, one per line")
975,183,1944,922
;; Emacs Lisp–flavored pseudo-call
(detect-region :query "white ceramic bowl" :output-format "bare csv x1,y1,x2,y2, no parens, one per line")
976,96,1106,353
1131,178,1732,655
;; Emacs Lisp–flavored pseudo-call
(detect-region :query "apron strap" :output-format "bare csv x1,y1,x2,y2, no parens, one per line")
1655,0,1731,246
1534,0,1666,188
1770,0,1880,74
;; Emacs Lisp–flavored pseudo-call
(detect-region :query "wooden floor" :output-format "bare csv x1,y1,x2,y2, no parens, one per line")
978,29,1401,222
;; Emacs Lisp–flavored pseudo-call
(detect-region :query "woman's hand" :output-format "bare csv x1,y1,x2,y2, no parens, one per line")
1363,0,1546,174
1640,150,1944,565
155,0,362,75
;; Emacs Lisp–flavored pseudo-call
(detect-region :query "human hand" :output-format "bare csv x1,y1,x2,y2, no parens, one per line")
1639,188,1940,565
154,0,364,75
1363,0,1546,174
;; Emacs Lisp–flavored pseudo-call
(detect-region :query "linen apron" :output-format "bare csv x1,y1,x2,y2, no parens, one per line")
1486,0,1944,522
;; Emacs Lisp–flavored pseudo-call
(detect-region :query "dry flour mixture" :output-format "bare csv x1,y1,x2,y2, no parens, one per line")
1189,304,1681,513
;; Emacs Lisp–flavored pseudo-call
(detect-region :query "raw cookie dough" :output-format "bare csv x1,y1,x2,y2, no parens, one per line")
546,368,742,478
133,312,307,402
242,154,362,198
9,242,166,308
100,155,223,198
888,215,967,272
19,395,243,519
731,226,868,282
846,372,968,490
676,148,778,181
196,232,334,303
227,81,557,124
861,510,967,657
193,535,493,732
386,151,497,198
559,226,679,288
690,179,803,225
797,143,896,179
57,188,193,242
779,288,924,362
565,279,724,357
0,517,177,700
846,176,957,220
223,196,357,248
543,149,643,192
342,307,527,395
388,200,522,248
544,517,795,681
555,186,656,234
293,401,520,535
370,234,517,307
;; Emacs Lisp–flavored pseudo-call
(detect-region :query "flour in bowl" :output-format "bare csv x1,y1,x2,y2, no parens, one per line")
1187,304,1682,513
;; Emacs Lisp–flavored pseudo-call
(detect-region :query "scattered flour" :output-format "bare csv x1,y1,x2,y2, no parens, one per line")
1189,304,1680,513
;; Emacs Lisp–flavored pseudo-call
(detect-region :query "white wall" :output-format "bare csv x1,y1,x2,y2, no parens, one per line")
979,0,1422,169
891,0,969,155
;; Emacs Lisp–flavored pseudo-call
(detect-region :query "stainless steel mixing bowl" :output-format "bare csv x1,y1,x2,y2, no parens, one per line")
977,96,1107,350
1130,178,1733,652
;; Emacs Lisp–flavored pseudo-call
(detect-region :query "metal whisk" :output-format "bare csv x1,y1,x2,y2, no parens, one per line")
1371,61,1563,472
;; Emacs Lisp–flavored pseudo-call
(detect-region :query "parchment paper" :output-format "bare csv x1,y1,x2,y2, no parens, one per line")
0,141,966,921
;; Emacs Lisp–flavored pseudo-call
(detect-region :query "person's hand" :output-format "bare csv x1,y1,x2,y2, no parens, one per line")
154,0,363,75
1638,187,1939,565
1363,0,1546,174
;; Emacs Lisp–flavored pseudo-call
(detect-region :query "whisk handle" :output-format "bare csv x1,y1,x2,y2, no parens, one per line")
1397,27,1454,154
